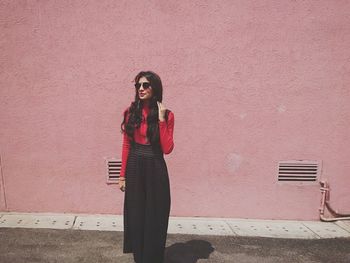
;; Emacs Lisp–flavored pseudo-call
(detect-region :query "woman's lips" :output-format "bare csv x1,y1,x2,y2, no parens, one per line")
139,93,145,96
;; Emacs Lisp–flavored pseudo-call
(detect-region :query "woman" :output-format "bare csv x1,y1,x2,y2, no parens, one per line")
119,71,175,263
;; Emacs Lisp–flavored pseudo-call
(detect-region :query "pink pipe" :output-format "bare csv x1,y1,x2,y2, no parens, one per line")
319,180,350,221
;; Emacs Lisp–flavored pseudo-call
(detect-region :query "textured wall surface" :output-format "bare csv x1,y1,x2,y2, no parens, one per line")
0,0,349,220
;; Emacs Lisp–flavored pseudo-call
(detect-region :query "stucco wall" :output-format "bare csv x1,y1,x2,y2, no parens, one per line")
0,0,349,220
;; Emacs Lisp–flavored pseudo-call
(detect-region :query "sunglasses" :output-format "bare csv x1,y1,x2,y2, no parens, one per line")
135,82,151,89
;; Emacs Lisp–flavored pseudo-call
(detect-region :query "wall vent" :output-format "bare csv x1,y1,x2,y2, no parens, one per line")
106,159,122,184
278,160,321,183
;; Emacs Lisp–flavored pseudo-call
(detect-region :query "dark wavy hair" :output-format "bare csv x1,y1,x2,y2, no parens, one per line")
121,71,168,150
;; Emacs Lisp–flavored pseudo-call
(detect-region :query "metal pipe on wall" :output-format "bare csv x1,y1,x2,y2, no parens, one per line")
319,180,350,222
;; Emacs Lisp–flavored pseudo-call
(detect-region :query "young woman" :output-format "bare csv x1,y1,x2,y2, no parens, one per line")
119,71,175,263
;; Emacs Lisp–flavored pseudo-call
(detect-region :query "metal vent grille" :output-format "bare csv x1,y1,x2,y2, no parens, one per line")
278,160,321,182
106,159,122,184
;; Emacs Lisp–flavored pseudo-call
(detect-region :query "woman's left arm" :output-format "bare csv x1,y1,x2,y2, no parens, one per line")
158,111,175,154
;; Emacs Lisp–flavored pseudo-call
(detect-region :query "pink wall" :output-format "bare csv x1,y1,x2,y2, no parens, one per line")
0,0,349,220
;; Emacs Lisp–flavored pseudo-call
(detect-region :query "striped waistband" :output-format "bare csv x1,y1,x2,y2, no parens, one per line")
130,142,163,157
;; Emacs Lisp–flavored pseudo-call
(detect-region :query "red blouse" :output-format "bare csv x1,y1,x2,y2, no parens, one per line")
120,105,175,177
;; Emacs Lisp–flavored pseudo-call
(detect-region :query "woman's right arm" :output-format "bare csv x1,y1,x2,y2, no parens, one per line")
120,109,130,178
120,131,130,178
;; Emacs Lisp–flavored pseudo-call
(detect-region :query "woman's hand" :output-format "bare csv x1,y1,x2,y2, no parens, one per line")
157,101,166,121
119,178,126,192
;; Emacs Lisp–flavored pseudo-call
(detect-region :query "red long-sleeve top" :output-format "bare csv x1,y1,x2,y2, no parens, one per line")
120,105,175,178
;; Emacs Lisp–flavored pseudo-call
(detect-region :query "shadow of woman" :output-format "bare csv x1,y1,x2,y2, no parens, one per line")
164,239,215,263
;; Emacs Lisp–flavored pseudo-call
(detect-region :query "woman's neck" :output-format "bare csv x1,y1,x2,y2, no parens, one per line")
142,100,151,108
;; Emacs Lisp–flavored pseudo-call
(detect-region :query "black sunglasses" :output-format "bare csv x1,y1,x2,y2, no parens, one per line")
135,82,151,89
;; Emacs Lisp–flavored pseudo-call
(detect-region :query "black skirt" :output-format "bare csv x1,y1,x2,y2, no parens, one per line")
123,141,171,263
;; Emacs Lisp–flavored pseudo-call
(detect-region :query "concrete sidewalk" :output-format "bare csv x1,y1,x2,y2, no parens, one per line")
1,212,350,262
1,212,350,239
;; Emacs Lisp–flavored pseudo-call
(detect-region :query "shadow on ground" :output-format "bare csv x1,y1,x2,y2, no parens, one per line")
164,239,215,263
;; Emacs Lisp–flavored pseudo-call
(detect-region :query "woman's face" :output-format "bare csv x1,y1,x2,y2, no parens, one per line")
137,76,153,101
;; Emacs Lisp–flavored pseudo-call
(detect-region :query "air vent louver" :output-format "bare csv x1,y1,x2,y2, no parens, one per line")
106,159,122,184
278,160,321,182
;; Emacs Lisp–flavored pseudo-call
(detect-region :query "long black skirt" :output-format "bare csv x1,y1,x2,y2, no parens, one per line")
123,142,171,263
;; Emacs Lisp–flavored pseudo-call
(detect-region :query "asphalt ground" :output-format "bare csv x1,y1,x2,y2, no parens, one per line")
0,228,350,263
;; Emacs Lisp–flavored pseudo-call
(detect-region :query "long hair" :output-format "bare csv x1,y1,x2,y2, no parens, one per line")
120,71,166,150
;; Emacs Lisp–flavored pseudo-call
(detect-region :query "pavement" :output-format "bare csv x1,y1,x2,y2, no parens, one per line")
1,212,350,262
